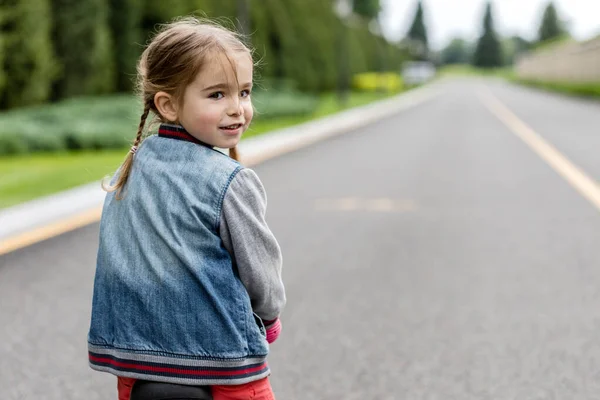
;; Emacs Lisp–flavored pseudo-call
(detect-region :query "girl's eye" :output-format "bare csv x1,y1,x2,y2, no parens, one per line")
240,89,251,98
209,92,224,99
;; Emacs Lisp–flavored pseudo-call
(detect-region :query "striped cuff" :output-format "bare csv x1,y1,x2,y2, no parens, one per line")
265,318,281,344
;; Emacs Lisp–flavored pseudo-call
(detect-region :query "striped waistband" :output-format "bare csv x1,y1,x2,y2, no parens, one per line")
88,344,270,386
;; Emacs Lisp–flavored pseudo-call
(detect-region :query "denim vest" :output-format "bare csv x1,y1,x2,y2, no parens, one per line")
88,125,270,386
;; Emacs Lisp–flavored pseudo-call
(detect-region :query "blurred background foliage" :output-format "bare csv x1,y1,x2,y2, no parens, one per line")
1,0,592,157
1,0,598,207
0,0,409,155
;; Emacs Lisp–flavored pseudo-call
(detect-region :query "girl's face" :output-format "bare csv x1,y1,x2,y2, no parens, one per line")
177,51,253,149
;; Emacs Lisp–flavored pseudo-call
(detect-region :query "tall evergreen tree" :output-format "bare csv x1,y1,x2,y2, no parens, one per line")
282,0,338,91
0,5,6,99
108,0,142,92
352,0,379,20
140,0,190,43
538,2,562,43
51,0,115,99
502,35,531,65
0,0,58,108
406,0,428,59
472,2,503,68
441,38,470,65
353,0,386,78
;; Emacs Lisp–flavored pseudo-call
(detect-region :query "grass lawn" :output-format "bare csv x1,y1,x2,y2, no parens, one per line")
0,150,127,209
0,90,401,209
508,78,600,99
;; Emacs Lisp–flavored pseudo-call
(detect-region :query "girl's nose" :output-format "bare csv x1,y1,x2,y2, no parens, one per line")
227,97,242,116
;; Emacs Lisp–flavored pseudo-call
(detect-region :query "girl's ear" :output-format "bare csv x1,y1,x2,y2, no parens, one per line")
154,92,178,122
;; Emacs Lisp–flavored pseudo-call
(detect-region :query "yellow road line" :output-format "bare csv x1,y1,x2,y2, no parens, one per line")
478,87,600,212
0,206,103,256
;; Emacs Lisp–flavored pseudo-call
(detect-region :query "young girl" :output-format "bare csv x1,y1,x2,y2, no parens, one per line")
87,17,286,400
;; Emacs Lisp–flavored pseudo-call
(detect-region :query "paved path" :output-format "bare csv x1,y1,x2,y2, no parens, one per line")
2,79,600,399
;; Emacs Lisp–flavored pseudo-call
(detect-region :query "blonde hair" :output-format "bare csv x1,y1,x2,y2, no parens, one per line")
104,17,253,198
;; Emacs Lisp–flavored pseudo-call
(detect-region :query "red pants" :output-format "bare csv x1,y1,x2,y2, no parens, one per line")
118,376,275,400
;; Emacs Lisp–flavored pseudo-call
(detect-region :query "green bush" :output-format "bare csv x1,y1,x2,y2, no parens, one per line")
252,90,318,120
352,72,404,92
0,134,28,155
0,86,320,155
250,77,319,118
0,95,140,155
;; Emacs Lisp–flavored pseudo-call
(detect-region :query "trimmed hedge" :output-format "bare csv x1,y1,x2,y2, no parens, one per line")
0,87,320,155
353,72,404,92
252,90,318,119
0,95,140,155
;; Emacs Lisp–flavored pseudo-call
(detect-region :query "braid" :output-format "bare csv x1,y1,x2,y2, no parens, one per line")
102,104,151,199
134,105,150,146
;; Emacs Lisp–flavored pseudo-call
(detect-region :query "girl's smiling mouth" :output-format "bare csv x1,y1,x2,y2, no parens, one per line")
219,123,243,135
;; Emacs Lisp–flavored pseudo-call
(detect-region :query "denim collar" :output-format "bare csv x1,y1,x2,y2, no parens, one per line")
158,124,214,149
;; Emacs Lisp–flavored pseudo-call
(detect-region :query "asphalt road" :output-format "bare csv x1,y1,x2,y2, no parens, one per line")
2,79,600,399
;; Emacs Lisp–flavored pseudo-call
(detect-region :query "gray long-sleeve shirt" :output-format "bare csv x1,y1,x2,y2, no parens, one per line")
219,168,286,322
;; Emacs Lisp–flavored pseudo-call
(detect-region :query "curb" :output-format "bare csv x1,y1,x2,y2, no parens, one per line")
0,84,440,254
